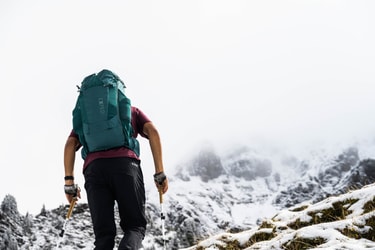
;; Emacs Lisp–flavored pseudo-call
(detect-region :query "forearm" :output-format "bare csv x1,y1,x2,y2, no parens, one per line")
143,122,168,193
64,137,78,184
148,131,164,174
143,122,164,174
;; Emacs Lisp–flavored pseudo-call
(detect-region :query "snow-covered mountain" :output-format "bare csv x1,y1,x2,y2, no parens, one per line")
1,143,375,249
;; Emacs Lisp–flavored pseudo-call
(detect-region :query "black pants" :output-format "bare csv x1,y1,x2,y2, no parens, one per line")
84,157,147,250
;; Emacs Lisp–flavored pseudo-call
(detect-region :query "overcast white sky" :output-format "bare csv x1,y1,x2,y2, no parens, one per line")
1,0,375,215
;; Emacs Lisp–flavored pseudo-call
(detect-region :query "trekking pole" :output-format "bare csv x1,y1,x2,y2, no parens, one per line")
154,172,167,249
56,190,78,249
60,196,77,237
158,188,166,250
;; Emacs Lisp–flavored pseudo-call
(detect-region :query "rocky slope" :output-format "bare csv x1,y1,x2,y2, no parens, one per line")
184,182,375,249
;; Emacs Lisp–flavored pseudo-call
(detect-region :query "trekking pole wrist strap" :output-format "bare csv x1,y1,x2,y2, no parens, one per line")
154,172,167,185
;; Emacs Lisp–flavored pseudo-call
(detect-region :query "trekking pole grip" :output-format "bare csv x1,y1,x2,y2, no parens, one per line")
158,188,163,204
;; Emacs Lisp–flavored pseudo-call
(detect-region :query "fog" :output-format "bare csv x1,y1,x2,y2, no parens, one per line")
1,0,374,214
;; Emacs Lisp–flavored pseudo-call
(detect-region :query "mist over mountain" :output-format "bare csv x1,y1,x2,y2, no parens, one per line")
1,141,375,249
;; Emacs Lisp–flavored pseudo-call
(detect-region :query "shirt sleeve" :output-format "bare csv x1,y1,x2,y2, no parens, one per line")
69,130,78,138
69,130,82,150
131,106,151,139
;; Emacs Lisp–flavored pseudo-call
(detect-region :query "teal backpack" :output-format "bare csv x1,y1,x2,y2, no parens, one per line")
72,69,140,159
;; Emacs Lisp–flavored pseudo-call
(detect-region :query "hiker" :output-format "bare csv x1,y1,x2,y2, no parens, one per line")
63,69,168,250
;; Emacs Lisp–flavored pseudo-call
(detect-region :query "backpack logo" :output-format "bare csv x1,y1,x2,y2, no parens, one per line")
98,98,105,114
72,69,140,159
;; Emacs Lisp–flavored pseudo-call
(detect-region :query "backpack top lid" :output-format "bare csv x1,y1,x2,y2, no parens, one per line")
79,69,126,91
99,69,125,86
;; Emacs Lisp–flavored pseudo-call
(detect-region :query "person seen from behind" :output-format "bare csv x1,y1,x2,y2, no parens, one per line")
63,69,168,249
